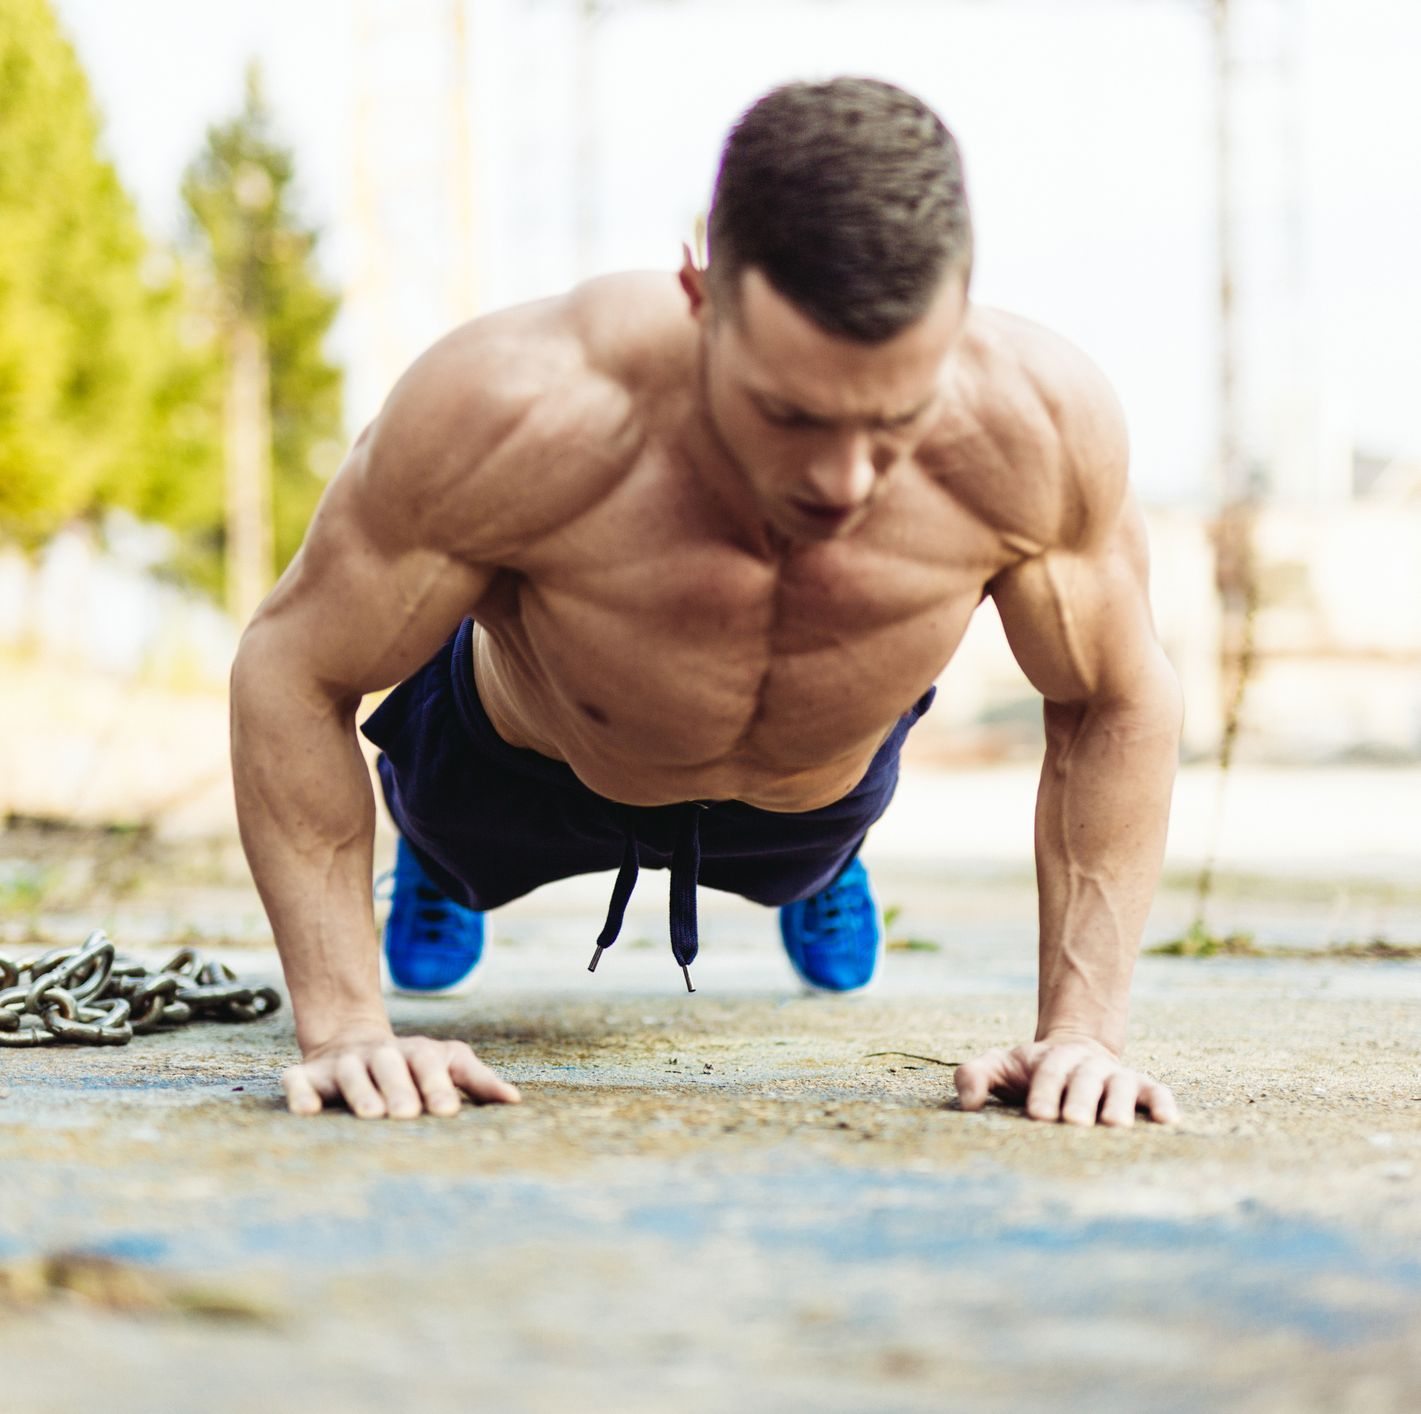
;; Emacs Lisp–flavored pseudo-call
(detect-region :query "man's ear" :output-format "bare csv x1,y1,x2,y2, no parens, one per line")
679,242,709,319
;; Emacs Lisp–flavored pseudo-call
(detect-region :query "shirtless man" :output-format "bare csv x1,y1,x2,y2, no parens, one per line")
231,78,1183,1127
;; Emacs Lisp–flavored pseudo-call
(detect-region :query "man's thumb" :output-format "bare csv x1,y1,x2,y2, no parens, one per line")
954,1060,990,1110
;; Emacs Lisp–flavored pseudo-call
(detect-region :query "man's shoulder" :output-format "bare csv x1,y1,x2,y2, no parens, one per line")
941,307,1129,552
360,274,686,557
565,269,696,379
378,282,643,449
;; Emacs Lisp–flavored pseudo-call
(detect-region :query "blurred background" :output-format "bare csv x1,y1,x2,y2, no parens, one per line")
1,0,1419,904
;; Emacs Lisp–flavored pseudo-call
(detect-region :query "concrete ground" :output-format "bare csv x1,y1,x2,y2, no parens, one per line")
2,817,1420,1413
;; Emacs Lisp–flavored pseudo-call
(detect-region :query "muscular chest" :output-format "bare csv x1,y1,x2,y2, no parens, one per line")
482,477,995,771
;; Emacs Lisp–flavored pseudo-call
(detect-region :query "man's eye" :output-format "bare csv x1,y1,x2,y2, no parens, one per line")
883,409,926,432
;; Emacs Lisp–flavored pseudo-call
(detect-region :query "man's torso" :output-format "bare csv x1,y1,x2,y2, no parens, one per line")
406,274,1073,812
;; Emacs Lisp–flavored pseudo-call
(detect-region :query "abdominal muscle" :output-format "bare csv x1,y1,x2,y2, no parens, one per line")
469,618,908,813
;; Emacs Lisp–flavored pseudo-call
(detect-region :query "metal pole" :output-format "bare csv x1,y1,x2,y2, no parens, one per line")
1194,0,1258,930
449,0,477,321
1214,0,1239,510
574,0,604,278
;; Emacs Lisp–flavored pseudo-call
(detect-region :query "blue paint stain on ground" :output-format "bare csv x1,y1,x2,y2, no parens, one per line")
87,1232,173,1263
618,1169,1421,1348
3,1071,272,1092
4,1160,1418,1348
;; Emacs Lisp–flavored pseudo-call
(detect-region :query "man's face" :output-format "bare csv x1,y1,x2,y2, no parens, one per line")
693,264,969,544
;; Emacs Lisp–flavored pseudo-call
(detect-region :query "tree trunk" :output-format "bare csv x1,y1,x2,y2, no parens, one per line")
224,317,273,627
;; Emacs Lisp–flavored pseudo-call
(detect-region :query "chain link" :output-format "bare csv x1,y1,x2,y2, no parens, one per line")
0,931,281,1047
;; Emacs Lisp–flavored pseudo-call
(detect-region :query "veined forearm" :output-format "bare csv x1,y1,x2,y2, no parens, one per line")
230,642,388,1050
1033,674,1181,1052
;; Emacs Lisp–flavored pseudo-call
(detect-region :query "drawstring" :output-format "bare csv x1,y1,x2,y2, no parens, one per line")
587,833,639,975
586,805,703,993
668,805,701,992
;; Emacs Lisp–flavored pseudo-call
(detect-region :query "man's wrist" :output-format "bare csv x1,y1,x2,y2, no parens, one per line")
295,1006,394,1055
1033,1024,1122,1059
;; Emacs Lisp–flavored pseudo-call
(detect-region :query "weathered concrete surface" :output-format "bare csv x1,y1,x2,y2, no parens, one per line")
2,838,1420,1414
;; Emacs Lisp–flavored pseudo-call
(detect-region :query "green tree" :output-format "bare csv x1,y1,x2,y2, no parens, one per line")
181,63,344,616
0,0,221,551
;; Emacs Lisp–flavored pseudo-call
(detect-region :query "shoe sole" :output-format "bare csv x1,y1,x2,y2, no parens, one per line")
780,863,883,995
782,923,883,996
786,955,881,996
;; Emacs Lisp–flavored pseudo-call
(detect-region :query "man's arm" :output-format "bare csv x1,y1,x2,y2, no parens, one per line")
955,365,1183,1127
231,327,567,1118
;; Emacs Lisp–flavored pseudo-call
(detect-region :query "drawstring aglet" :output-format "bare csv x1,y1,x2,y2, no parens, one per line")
588,944,606,974
681,963,695,994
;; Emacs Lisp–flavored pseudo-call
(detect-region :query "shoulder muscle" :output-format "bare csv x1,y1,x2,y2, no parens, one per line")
357,300,640,564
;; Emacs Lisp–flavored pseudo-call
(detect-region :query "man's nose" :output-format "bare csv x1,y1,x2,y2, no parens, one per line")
806,434,877,507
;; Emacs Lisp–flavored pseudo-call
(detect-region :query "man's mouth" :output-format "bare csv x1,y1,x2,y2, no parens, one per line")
789,497,860,530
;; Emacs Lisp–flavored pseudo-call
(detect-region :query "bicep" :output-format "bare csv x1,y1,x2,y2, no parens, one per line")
240,436,493,705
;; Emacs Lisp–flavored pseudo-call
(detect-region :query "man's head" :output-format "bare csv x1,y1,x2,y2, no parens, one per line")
706,76,972,342
685,78,973,543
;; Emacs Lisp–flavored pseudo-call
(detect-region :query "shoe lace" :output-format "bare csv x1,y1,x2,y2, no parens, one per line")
802,871,861,936
413,883,476,945
378,868,455,927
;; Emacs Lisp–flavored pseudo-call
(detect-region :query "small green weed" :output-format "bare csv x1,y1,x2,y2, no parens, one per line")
1149,922,1421,961
1149,922,1261,957
881,902,941,953
0,864,52,917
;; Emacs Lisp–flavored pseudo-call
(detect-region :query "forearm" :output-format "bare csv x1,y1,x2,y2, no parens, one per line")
1033,665,1182,1052
231,633,389,1052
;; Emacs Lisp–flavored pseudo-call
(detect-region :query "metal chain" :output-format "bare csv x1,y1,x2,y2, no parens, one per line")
0,931,281,1047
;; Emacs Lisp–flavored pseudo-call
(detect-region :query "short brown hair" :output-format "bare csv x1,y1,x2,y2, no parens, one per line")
707,77,972,343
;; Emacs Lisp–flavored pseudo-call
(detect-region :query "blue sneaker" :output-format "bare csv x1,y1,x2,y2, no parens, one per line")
778,857,882,992
382,837,486,994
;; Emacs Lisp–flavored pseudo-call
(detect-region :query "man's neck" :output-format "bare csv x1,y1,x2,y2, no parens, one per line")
678,376,786,561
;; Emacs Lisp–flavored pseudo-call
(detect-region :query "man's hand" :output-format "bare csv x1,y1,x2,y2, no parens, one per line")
954,1036,1177,1127
281,1024,522,1118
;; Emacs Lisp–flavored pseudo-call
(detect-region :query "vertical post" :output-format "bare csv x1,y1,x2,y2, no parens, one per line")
352,0,405,406
224,318,274,628
573,0,602,277
1214,0,1239,511
448,0,477,322
1195,0,1257,929
1212,0,1250,666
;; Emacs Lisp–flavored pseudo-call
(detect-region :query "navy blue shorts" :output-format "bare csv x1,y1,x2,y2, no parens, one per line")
361,618,933,978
